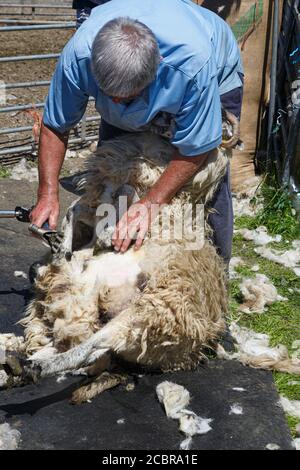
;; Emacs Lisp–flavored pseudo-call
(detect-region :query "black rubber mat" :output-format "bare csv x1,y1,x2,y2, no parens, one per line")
0,362,294,450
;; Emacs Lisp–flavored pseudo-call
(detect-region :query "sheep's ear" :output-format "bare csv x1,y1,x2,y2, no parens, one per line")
114,184,140,214
114,184,139,203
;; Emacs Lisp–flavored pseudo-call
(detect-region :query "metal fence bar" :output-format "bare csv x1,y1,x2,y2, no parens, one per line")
85,115,99,123
0,4,72,9
0,102,45,113
0,4,101,159
0,53,60,62
0,80,50,89
0,135,98,157
0,116,100,135
0,13,74,17
0,144,35,156
0,125,33,135
0,23,75,31
0,97,94,113
0,19,73,24
81,114,87,142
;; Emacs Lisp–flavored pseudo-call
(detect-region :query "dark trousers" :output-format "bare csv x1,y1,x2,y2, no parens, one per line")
207,163,233,264
99,120,233,264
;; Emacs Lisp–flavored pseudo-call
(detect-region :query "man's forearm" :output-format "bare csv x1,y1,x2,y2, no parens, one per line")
112,148,213,252
37,122,69,198
146,149,211,205
30,122,69,228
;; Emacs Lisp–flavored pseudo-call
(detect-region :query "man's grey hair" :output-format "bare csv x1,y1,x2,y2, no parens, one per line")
91,17,160,98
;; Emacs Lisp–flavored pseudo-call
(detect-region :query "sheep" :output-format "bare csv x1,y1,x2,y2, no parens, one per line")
6,132,230,403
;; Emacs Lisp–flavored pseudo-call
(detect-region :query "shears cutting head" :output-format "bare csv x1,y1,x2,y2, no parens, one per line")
28,224,64,255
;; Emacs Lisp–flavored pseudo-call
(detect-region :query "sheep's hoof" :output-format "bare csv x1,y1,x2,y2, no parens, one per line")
4,353,26,377
70,372,128,405
22,361,42,384
70,387,89,405
4,354,42,384
1,353,39,387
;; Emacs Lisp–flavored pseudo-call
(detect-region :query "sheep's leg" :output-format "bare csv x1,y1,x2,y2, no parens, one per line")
60,201,96,256
59,201,78,256
28,345,57,361
27,316,132,378
85,353,111,377
71,371,128,405
29,340,106,379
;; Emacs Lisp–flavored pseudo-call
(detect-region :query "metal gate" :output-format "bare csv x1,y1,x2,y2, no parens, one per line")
265,0,300,209
0,1,99,165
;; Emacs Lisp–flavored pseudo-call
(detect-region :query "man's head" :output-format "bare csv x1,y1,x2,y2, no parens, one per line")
91,17,160,100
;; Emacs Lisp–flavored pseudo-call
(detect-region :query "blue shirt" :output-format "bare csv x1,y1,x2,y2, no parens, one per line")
44,0,243,156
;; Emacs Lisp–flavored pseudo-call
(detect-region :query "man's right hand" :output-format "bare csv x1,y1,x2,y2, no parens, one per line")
30,194,60,230
31,122,69,230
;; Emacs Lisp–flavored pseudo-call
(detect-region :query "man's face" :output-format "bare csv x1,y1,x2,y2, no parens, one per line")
101,89,143,105
111,95,138,104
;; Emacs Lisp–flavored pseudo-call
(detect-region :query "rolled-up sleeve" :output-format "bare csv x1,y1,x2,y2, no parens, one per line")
43,40,89,134
171,58,222,157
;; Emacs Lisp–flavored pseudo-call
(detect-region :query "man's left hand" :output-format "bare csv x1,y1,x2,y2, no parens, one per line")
112,197,160,252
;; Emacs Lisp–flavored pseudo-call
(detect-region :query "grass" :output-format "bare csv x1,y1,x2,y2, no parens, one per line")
229,179,300,437
257,183,300,240
0,165,10,178
235,178,300,240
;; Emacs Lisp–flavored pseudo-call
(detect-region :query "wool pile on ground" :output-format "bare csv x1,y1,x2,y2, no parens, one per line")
217,323,300,374
238,274,287,314
232,183,263,218
0,423,21,450
229,256,245,280
279,396,300,420
293,438,300,450
156,381,212,450
235,226,282,245
265,443,281,450
255,240,300,276
14,271,28,279
229,404,243,415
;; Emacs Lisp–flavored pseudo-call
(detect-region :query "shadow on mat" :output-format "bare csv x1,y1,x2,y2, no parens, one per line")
0,287,33,309
0,380,85,418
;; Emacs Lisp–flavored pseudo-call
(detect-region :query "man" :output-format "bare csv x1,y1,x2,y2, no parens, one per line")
31,0,243,262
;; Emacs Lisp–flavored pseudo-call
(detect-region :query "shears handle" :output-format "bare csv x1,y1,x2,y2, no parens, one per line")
15,206,50,229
